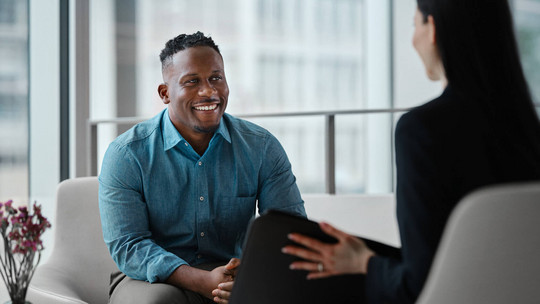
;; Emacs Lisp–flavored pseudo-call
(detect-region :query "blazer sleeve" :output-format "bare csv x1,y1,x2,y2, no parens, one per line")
365,111,452,303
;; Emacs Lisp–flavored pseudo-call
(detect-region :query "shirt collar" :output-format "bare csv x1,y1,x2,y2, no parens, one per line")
162,109,231,151
215,114,232,144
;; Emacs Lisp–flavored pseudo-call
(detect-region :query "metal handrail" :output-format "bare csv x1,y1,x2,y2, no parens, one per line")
88,107,411,193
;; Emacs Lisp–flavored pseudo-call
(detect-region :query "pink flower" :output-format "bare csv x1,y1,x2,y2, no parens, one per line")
0,200,51,301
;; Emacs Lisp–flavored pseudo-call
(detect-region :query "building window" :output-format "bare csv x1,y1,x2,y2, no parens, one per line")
514,0,540,116
0,0,28,202
0,0,16,25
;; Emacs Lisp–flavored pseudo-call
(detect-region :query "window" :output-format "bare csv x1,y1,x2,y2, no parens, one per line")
514,0,540,116
0,0,28,203
0,0,17,25
90,0,399,194
87,0,540,195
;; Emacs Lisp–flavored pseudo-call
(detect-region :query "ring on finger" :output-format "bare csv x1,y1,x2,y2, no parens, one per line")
317,262,324,272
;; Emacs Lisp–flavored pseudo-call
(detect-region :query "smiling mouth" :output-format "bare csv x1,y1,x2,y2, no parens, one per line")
193,104,218,111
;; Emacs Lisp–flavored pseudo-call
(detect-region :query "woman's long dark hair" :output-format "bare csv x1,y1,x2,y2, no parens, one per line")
417,0,540,169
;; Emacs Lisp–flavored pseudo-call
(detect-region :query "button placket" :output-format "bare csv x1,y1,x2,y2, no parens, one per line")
198,161,204,202
195,154,209,255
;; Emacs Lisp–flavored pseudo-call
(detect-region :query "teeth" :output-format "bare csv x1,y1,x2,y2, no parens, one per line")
194,104,217,111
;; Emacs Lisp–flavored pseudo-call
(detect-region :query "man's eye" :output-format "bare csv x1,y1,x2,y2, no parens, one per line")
185,79,198,84
210,76,222,81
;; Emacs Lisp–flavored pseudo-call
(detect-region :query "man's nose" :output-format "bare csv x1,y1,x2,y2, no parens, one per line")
198,81,216,97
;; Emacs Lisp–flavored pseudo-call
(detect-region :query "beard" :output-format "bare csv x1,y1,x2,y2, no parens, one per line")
194,123,220,134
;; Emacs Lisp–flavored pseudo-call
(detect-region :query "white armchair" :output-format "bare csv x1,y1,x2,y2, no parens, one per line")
27,177,118,304
417,181,540,304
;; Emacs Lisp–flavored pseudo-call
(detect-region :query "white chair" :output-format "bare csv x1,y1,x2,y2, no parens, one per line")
27,177,118,304
416,181,540,304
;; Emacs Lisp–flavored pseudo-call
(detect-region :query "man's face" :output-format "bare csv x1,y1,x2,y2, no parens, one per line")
159,46,229,136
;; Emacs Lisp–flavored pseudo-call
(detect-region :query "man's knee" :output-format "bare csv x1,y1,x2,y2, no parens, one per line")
110,275,196,304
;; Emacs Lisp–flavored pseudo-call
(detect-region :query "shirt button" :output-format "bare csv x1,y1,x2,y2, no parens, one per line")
200,232,205,237
184,142,188,146
198,161,202,166
199,196,204,201
197,254,202,259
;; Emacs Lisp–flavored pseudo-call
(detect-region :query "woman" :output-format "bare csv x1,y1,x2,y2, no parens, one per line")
282,0,540,303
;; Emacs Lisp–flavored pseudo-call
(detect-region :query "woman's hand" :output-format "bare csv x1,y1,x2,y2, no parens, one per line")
281,222,375,279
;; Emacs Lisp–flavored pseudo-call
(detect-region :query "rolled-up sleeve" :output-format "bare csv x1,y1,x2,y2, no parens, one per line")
98,142,185,283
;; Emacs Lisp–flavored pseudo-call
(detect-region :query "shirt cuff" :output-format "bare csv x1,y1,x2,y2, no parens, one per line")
146,253,188,283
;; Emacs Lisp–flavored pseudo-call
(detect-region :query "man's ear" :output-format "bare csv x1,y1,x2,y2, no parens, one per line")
158,83,170,104
427,15,437,44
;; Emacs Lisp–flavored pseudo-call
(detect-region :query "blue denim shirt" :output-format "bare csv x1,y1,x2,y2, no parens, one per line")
98,109,306,283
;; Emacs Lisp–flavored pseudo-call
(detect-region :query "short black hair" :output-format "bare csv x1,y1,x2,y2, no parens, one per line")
159,31,221,70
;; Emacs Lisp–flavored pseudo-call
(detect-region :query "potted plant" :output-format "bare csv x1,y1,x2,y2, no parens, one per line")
0,200,51,304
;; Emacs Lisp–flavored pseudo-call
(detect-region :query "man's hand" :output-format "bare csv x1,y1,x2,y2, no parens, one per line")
212,281,234,304
206,258,240,302
166,258,241,300
212,258,240,303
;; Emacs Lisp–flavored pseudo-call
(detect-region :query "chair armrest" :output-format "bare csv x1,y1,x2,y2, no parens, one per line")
27,264,88,304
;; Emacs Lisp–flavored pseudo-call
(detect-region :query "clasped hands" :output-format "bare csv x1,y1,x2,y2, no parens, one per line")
210,258,240,304
281,222,375,279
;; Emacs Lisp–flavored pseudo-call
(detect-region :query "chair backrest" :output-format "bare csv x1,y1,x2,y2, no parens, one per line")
38,177,118,303
416,182,540,304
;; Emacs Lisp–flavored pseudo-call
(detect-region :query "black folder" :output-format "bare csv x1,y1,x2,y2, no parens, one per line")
229,210,365,304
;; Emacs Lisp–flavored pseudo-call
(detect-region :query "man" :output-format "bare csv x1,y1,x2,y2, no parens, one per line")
99,31,306,304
